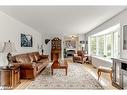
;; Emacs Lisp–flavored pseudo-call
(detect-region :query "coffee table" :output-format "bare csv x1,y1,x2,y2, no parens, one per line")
51,60,68,75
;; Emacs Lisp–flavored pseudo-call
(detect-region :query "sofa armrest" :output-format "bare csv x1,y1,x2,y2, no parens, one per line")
11,62,21,67
40,54,49,59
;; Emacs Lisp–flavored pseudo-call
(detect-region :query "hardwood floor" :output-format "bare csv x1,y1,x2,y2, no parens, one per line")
15,79,32,90
83,63,117,90
15,57,117,90
66,57,117,90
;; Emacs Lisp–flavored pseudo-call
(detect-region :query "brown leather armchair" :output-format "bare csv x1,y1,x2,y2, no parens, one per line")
73,50,87,64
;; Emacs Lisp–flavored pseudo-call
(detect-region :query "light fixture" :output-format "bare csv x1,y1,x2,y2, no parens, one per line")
71,36,74,39
2,40,16,67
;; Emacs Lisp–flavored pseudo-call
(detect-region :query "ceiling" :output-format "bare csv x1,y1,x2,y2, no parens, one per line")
0,6,126,35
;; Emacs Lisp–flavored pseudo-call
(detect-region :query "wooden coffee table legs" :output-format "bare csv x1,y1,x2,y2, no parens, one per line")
51,68,67,75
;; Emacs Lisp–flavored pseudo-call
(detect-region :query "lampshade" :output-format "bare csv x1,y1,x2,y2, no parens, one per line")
2,41,16,53
81,44,85,47
71,36,74,39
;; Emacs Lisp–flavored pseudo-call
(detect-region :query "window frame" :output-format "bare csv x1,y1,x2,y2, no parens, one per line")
98,35,105,57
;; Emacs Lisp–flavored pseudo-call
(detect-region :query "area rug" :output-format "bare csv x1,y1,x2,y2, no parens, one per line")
27,63,103,89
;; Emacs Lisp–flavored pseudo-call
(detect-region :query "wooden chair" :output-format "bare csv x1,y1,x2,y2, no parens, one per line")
97,66,112,81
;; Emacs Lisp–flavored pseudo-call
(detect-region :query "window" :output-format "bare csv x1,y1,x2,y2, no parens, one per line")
88,24,120,59
113,31,119,57
90,37,96,55
98,35,104,57
106,33,112,58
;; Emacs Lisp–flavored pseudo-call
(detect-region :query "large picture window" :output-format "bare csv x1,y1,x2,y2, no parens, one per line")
106,33,112,58
113,31,119,57
98,35,104,57
90,37,96,55
88,24,120,59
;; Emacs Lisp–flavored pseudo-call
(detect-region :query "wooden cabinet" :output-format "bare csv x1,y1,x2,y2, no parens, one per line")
0,65,20,89
51,37,61,60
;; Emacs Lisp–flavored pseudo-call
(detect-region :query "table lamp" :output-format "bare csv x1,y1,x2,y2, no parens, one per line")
2,40,16,67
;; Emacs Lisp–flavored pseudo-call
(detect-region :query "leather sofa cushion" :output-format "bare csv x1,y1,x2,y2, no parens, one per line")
29,54,36,62
15,55,31,63
34,53,42,61
25,56,31,63
16,58,26,63
36,63,44,70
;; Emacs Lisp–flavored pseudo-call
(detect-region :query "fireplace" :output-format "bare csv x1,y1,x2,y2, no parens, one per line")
66,50,75,57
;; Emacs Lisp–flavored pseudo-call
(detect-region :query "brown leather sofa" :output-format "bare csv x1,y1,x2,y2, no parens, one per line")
11,52,49,79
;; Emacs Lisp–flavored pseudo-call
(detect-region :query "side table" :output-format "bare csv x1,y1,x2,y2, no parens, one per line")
0,65,20,89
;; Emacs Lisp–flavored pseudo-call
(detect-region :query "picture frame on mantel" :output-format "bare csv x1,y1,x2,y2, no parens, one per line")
21,33,33,47
123,25,127,50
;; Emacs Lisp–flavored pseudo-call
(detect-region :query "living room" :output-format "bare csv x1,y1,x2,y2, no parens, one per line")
0,3,127,94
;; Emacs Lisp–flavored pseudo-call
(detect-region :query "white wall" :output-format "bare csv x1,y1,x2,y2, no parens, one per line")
92,56,112,68
79,33,85,41
41,34,51,60
0,11,42,66
78,34,85,50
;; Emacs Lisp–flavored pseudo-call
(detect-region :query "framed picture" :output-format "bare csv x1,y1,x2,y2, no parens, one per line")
65,40,76,49
21,33,33,47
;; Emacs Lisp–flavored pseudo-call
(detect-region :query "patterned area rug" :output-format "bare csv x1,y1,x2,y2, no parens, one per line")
27,63,103,89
